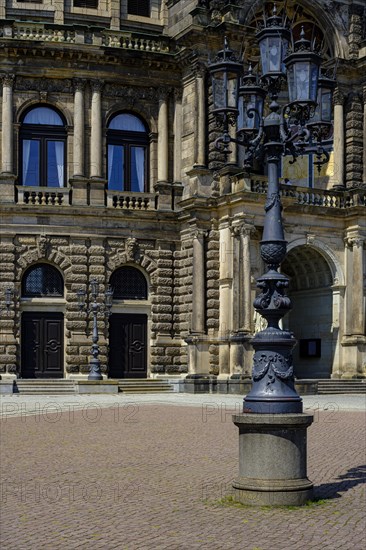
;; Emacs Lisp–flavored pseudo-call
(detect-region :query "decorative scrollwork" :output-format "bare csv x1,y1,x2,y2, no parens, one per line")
253,352,294,383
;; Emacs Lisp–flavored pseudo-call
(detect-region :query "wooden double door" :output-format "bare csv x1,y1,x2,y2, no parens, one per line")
21,312,64,378
109,314,147,378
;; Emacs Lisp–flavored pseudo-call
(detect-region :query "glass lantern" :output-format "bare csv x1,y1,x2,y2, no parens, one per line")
312,73,335,122
238,67,265,131
210,37,242,118
284,28,322,104
256,6,290,78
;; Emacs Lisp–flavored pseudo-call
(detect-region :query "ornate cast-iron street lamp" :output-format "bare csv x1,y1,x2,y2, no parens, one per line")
209,7,335,414
77,279,114,380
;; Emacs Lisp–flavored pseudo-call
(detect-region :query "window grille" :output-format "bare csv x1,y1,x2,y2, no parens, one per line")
110,267,147,300
22,264,64,297
128,0,150,17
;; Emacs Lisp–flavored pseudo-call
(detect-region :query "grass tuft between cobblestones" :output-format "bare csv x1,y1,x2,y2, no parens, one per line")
209,494,330,511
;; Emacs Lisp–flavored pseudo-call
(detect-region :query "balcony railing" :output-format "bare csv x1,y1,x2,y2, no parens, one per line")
107,192,157,210
18,186,71,206
1,22,173,54
250,180,366,209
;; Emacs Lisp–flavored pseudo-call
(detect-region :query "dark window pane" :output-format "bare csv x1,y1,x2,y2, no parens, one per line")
47,141,64,187
130,147,145,192
73,0,98,8
22,264,64,297
23,107,64,126
108,145,125,191
128,0,150,17
23,140,40,186
110,267,147,300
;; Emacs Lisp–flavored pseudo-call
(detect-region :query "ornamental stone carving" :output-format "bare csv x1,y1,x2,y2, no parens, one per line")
1,74,15,88
104,84,158,101
125,238,139,262
15,77,72,93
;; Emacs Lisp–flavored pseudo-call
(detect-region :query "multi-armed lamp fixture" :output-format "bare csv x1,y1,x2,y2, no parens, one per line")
209,5,336,414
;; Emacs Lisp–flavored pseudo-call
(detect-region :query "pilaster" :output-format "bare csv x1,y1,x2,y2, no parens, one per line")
331,88,345,189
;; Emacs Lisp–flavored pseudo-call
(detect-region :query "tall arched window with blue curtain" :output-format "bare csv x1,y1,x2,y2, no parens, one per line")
19,106,67,187
107,112,149,193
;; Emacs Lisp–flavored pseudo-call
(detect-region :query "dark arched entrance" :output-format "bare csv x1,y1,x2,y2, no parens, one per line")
282,246,334,379
21,264,64,378
108,267,148,378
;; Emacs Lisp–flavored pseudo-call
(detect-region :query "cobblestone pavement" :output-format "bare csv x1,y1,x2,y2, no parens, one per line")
0,396,365,550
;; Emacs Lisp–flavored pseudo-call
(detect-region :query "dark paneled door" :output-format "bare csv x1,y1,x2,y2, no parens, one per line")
109,314,147,378
21,312,64,378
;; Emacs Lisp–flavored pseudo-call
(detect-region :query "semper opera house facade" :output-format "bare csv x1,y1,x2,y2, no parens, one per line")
0,0,365,383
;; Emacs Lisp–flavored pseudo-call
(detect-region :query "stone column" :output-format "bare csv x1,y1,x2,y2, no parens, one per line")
1,74,15,174
191,229,206,334
240,226,253,333
342,234,366,377
73,79,86,177
348,236,365,336
363,87,366,185
219,221,233,376
332,88,345,189
90,81,103,179
173,88,182,183
195,68,206,167
157,88,169,182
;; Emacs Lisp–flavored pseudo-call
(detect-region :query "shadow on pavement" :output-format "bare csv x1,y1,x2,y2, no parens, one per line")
314,464,366,499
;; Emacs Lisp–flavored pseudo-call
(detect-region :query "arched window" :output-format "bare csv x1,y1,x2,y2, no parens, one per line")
128,0,150,17
19,106,67,188
110,267,148,299
107,113,149,193
22,264,64,297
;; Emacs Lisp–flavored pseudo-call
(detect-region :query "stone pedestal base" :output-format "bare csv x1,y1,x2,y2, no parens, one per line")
232,413,313,506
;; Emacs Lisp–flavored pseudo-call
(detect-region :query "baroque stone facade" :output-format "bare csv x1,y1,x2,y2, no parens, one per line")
0,0,365,380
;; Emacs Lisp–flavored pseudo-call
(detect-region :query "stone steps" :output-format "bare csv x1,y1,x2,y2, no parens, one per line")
317,380,366,394
118,379,174,393
14,380,77,395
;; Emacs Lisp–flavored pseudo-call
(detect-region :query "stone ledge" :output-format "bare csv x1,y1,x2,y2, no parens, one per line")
75,380,119,394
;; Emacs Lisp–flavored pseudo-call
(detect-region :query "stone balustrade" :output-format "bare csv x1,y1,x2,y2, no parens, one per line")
1,22,172,54
18,187,71,206
107,192,157,210
250,180,366,209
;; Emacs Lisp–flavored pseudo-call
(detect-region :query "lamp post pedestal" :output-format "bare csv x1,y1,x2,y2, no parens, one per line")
232,413,314,506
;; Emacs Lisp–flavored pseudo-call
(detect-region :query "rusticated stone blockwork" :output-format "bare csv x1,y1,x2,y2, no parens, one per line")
0,0,365,381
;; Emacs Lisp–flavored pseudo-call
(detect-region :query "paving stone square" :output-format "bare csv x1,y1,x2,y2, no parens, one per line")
0,395,365,550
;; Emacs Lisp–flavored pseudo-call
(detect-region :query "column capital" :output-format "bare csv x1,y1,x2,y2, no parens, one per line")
333,87,345,106
1,73,15,88
158,86,171,101
193,62,207,79
90,80,104,93
231,222,255,238
192,228,208,240
73,78,87,93
174,87,183,101
344,235,365,249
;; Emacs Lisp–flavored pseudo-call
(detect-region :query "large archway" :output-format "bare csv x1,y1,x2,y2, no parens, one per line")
282,246,335,379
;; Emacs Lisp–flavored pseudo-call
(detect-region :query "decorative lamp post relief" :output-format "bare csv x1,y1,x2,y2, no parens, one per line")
77,279,114,381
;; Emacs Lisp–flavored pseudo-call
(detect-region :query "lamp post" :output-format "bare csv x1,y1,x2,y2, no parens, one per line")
210,9,334,414
0,287,14,315
77,279,113,381
209,6,335,505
